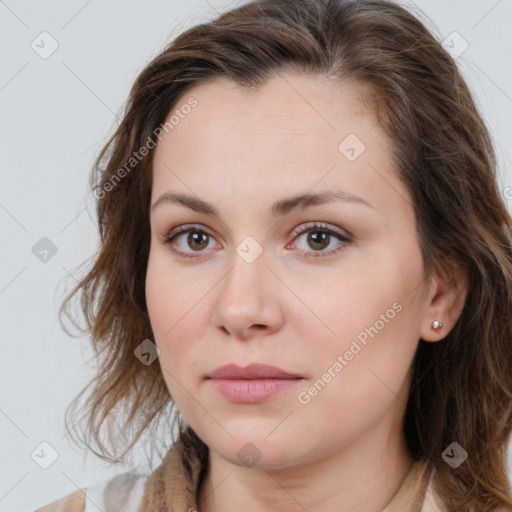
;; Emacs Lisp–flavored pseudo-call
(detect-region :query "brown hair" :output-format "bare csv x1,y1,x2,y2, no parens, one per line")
59,0,512,509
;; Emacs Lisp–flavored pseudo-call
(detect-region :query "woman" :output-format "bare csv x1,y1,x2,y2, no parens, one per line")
36,0,512,510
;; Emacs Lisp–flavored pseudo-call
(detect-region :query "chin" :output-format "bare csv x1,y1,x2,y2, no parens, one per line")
208,430,308,470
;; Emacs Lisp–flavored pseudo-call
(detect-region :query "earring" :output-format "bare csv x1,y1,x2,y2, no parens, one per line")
431,320,443,330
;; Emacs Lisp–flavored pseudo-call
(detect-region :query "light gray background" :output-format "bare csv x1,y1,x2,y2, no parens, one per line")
1,1,512,511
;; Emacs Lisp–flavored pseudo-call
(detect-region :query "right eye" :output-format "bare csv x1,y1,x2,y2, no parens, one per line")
163,224,220,259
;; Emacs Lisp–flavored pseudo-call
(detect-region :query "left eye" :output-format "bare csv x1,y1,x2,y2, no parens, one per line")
288,222,351,258
163,222,351,259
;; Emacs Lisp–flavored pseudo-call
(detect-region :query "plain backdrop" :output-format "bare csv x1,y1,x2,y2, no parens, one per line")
1,0,512,510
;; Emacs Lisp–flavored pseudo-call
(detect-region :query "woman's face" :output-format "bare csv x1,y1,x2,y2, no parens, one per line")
146,73,436,469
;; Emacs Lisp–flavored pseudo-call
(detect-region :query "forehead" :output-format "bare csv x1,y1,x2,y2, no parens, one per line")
151,73,410,222
163,73,377,142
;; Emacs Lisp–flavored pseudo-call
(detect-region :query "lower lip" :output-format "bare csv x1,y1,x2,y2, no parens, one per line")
209,378,302,403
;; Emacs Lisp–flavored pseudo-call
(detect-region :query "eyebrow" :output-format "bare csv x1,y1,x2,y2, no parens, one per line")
151,189,375,218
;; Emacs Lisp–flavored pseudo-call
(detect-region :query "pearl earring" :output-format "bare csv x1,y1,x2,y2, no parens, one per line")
431,320,443,330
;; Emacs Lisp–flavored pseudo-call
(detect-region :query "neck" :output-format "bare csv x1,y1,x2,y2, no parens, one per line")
197,418,413,512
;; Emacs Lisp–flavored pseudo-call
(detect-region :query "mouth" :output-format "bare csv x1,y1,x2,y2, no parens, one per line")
206,363,303,404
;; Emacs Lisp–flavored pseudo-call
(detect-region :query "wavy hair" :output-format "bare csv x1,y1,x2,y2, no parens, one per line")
59,0,512,509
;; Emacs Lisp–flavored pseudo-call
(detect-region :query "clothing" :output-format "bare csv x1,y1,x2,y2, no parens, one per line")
34,427,441,512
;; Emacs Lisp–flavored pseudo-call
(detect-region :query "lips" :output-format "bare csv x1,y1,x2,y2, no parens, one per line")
208,362,302,380
207,363,303,404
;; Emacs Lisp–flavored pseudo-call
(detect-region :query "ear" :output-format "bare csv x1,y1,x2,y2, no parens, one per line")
419,258,469,342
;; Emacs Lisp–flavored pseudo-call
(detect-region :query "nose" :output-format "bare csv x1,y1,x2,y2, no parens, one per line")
210,249,284,341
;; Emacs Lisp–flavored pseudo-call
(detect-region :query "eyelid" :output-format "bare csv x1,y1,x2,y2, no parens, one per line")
165,223,216,240
291,221,351,240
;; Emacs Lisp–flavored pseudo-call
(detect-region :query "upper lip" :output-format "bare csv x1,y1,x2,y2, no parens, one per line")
208,363,302,380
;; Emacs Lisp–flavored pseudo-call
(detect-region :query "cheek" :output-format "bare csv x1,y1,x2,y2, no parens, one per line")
145,247,197,335
145,276,202,407
300,246,422,381
293,296,418,448
145,261,173,338
145,251,209,379
297,257,398,342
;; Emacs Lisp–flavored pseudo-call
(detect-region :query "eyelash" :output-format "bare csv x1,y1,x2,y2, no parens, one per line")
162,222,352,260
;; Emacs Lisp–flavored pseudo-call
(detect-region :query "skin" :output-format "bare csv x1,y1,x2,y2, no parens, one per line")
145,73,468,512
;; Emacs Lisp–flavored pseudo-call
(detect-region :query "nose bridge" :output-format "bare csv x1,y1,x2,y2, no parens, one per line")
212,240,282,337
221,243,269,309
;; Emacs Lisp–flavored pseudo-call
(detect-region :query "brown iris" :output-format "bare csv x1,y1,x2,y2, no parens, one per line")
187,231,209,251
307,231,330,251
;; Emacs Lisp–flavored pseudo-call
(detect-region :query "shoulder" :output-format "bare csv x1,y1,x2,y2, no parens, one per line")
34,488,87,512
33,472,148,512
